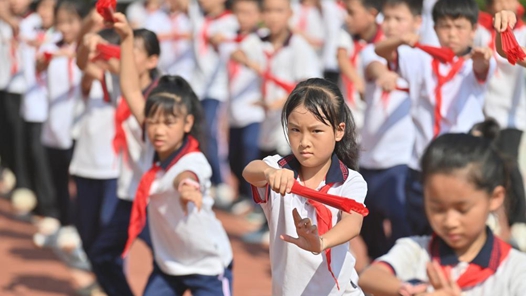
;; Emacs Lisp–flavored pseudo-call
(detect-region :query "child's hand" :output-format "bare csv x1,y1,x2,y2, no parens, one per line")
209,33,226,47
83,33,105,53
177,179,203,215
493,10,517,32
264,167,295,195
280,208,324,253
111,13,133,40
401,33,419,47
425,261,461,296
376,71,399,92
471,47,493,62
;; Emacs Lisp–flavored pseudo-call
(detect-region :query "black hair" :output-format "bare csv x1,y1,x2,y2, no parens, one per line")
133,28,160,79
144,76,205,145
469,118,501,141
98,28,121,45
234,0,263,10
357,0,386,13
421,133,509,196
432,0,479,25
384,0,423,16
54,0,90,20
281,78,359,170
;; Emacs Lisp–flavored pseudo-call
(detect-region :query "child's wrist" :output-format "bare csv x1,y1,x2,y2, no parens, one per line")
311,236,325,255
178,178,200,192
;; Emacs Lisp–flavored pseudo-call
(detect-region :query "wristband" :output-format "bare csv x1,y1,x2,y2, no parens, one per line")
178,178,200,192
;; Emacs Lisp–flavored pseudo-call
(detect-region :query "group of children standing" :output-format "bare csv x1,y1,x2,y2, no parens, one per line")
0,0,526,295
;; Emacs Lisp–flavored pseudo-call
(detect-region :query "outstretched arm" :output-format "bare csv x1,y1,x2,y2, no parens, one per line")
375,33,419,63
494,10,526,67
337,48,364,96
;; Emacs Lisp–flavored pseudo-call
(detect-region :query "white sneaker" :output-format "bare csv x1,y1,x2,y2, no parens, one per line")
0,168,15,196
33,217,61,248
213,183,235,207
230,199,253,216
11,188,37,216
57,226,82,251
242,228,270,245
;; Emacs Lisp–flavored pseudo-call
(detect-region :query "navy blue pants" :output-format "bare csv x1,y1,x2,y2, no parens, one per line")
88,199,152,296
143,262,233,296
405,169,432,236
228,123,260,198
201,98,223,185
360,165,410,258
46,146,74,225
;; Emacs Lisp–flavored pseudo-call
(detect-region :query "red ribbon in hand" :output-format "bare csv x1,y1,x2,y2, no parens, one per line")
290,181,369,216
501,27,526,65
414,42,456,64
95,43,121,61
96,0,117,23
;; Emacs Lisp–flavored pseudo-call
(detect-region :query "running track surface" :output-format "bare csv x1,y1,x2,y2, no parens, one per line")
0,199,272,296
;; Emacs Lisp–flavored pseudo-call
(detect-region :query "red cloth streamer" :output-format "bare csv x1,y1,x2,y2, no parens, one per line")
42,51,53,63
414,42,456,64
95,43,121,61
478,12,493,31
430,234,511,289
501,27,526,65
290,181,369,216
96,0,117,23
122,136,201,258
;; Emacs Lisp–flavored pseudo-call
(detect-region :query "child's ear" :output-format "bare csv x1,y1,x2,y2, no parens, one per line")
367,7,379,18
335,122,345,142
489,185,506,212
184,114,195,133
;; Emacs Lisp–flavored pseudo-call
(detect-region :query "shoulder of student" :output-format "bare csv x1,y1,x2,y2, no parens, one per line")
173,151,212,182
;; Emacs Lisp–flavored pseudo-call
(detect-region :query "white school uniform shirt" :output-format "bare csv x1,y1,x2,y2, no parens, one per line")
419,0,440,46
227,32,265,128
188,3,238,101
144,10,195,81
147,139,233,276
241,32,321,154
69,80,119,179
252,154,367,296
359,45,413,169
397,46,496,170
377,229,526,295
40,42,82,149
474,25,526,131
337,27,368,133
290,3,326,57
125,0,159,28
321,0,346,72
6,13,36,95
0,20,13,90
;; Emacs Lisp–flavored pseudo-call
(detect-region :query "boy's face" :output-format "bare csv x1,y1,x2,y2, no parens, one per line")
37,0,56,29
488,0,519,14
424,173,503,256
9,0,31,16
434,17,475,55
234,1,261,32
55,8,81,44
263,0,292,35
381,3,421,38
198,0,226,14
344,0,377,36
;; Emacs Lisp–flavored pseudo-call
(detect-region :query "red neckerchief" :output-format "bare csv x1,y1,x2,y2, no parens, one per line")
429,232,511,289
199,10,232,55
297,4,310,32
122,135,201,257
112,78,159,162
93,43,121,62
431,57,465,137
414,42,456,64
227,31,251,86
343,26,383,106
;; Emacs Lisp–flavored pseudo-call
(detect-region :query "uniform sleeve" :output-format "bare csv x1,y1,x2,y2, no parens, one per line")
397,46,425,87
292,36,322,80
341,171,368,204
337,27,353,52
509,251,526,295
177,153,213,191
251,154,282,204
144,12,170,34
361,44,386,69
240,34,264,63
376,237,429,281
125,3,144,27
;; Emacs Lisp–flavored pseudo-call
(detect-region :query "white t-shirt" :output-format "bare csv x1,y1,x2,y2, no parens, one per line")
240,32,321,153
475,25,526,131
377,231,526,295
69,80,119,179
125,1,160,28
419,0,440,46
40,42,82,149
290,3,326,58
148,142,233,276
252,154,367,296
0,20,13,90
359,45,413,169
144,10,194,81
321,0,346,72
227,32,265,128
188,4,238,101
397,46,496,170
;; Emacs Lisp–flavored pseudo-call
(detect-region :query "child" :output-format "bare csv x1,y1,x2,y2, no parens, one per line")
144,0,194,80
337,0,383,133
231,0,321,243
359,133,526,296
243,78,367,295
375,0,495,236
126,0,164,29
114,13,234,296
289,0,326,55
418,0,439,46
187,0,239,196
224,0,265,212
358,0,421,259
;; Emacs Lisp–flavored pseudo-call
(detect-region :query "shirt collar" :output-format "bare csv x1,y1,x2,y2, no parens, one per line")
156,136,189,170
436,227,496,270
277,153,349,184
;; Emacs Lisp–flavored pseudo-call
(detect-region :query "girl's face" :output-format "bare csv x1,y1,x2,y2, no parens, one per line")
37,0,56,29
146,107,194,160
134,38,158,78
381,3,421,39
55,8,81,44
262,0,292,36
286,104,344,173
234,1,261,33
424,172,504,256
